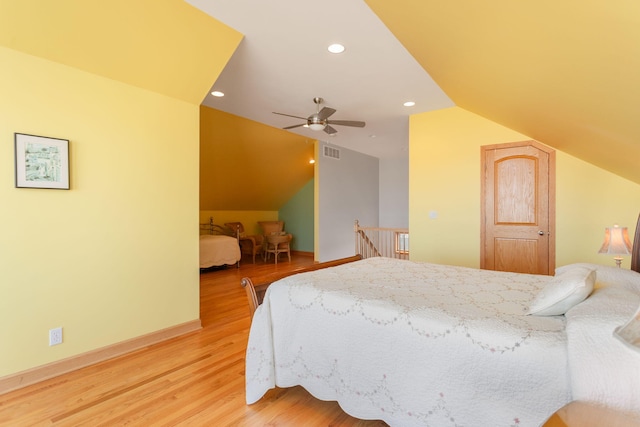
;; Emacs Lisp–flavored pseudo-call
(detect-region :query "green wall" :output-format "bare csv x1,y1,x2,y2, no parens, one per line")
280,178,314,252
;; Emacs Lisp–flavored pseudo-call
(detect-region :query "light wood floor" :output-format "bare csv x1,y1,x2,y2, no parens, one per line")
0,254,388,426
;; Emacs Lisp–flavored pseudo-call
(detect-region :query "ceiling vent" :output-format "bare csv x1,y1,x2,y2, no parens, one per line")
323,145,340,159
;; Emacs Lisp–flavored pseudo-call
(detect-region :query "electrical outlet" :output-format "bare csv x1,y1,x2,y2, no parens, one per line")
49,327,63,346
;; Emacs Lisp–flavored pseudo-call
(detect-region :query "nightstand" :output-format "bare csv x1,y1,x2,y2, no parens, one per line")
543,401,640,427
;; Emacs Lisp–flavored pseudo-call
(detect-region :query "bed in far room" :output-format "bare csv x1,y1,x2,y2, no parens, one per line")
199,217,241,269
242,214,640,427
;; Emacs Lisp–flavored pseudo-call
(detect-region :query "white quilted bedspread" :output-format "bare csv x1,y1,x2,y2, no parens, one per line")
246,257,570,427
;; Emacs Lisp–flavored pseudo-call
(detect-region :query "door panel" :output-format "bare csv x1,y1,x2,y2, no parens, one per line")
495,157,537,224
494,238,539,273
481,141,555,275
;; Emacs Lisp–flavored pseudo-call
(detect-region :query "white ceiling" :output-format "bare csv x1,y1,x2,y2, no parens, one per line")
187,0,454,159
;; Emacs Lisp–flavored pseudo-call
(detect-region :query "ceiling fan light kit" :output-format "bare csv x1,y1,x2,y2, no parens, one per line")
273,97,365,135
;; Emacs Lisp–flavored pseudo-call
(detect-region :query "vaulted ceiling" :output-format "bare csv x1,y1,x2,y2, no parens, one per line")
192,0,640,188
366,0,640,185
199,106,314,211
3,1,638,215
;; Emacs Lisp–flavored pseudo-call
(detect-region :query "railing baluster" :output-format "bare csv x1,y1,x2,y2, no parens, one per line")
354,220,409,260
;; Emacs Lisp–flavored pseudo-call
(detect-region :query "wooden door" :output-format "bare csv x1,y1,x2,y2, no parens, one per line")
481,141,555,275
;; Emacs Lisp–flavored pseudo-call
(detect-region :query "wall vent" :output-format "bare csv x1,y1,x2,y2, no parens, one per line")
323,146,340,159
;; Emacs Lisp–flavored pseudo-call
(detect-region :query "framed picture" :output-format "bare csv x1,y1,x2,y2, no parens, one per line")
15,133,70,190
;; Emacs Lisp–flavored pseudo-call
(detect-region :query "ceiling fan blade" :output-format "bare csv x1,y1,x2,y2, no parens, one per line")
273,112,308,120
283,123,306,130
317,107,336,121
324,125,338,135
328,120,366,128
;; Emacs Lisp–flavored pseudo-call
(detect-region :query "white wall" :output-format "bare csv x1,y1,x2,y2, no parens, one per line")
379,154,409,228
317,142,379,262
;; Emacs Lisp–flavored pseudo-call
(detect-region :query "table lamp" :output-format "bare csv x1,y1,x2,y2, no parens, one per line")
598,224,632,268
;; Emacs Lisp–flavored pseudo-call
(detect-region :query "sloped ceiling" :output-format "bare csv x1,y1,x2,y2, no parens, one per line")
200,106,314,211
193,0,640,212
189,0,454,159
0,0,241,104
365,0,640,184
4,0,637,214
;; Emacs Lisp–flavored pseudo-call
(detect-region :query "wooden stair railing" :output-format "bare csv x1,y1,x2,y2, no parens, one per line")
354,220,409,260
355,221,381,258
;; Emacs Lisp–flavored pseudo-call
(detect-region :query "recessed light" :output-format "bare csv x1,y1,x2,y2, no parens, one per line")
328,43,345,54
211,91,224,97
403,101,415,107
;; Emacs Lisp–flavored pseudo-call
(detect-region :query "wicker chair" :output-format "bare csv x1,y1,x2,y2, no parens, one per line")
224,222,263,264
258,221,292,263
258,220,284,236
264,233,292,264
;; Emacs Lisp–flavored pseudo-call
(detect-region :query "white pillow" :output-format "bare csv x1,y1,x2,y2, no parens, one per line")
528,266,596,316
556,262,640,293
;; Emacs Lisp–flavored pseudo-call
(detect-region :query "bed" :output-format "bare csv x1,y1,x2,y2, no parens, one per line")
199,217,241,269
243,215,640,427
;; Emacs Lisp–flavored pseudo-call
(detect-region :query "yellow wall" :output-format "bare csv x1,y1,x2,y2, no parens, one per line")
0,0,242,380
0,47,196,375
409,106,640,269
199,210,279,236
555,152,640,267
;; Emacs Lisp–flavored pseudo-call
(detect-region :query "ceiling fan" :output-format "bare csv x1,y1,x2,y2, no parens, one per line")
273,97,366,135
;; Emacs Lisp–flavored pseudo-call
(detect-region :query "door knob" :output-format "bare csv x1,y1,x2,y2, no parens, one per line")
538,231,545,235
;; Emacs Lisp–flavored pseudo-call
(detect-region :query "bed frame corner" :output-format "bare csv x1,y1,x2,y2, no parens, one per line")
631,212,640,274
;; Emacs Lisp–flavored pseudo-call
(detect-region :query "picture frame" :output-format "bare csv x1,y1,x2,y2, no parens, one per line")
15,133,70,190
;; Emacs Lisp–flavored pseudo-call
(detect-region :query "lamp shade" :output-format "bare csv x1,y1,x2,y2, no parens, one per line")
598,225,632,255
